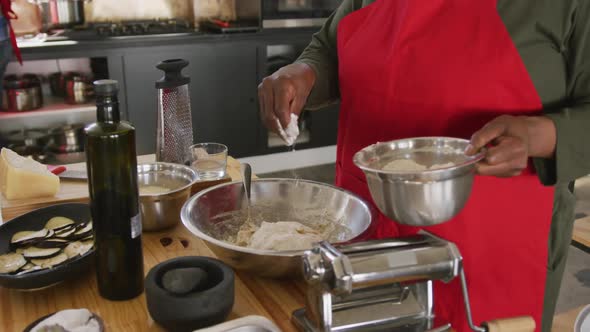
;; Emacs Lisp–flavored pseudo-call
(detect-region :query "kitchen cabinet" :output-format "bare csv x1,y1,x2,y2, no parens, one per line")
122,44,260,157
8,29,337,158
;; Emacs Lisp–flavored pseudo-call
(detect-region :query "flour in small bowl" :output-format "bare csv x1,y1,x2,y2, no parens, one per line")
382,159,427,172
382,159,456,172
139,185,171,195
429,162,456,170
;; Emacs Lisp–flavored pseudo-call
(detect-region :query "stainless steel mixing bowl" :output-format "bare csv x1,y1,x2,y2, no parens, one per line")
353,137,485,227
138,162,198,231
181,179,374,278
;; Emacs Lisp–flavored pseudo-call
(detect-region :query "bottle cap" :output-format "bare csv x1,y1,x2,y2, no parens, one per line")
94,80,119,96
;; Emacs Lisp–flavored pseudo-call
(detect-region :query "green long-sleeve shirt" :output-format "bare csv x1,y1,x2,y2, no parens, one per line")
296,1,590,331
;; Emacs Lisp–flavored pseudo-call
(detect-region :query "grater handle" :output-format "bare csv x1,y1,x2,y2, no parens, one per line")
156,59,190,89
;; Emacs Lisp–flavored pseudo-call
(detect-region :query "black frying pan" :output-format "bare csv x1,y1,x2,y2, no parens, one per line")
0,203,94,290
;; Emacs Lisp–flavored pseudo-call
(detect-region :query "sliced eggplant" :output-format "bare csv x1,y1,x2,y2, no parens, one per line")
50,224,75,233
74,222,93,235
45,216,75,231
68,229,93,241
75,220,89,228
79,235,94,242
44,229,55,238
31,253,68,269
0,253,27,274
10,229,49,245
64,241,94,258
55,227,77,238
21,263,35,270
22,247,62,259
70,232,93,241
36,239,70,249
16,265,45,275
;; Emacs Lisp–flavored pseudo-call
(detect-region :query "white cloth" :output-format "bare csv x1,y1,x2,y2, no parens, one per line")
276,114,300,147
31,309,101,332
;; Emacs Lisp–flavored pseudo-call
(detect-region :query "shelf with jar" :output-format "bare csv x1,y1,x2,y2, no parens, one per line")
0,58,107,132
0,59,100,165
0,122,88,165
0,96,94,120
0,76,95,133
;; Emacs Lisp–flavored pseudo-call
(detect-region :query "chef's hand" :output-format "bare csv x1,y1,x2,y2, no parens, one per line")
465,115,556,177
258,63,316,133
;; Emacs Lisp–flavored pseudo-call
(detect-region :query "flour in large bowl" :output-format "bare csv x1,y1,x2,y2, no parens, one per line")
207,200,353,252
243,221,323,251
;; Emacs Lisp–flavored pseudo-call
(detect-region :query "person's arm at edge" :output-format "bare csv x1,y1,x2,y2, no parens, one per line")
294,0,365,111
532,0,590,185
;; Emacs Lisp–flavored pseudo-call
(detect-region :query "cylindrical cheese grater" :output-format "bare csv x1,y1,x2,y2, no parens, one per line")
155,59,194,165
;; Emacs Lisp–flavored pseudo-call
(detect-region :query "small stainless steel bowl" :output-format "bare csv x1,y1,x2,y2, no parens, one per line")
138,162,198,231
353,137,485,227
181,179,374,278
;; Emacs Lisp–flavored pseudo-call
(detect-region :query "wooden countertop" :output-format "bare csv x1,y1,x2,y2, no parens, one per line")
552,305,587,332
573,217,590,249
573,177,590,249
0,223,306,331
0,155,305,332
0,156,585,331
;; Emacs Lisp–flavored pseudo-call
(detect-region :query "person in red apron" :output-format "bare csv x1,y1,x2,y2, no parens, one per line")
0,0,22,108
0,0,21,62
259,1,587,331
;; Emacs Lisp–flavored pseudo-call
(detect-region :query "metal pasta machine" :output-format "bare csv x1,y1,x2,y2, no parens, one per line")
292,233,535,332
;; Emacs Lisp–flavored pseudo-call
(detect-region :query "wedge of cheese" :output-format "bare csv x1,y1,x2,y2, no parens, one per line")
0,148,60,200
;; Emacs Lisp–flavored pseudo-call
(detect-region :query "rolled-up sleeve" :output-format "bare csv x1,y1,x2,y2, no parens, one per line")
295,0,362,110
534,0,590,185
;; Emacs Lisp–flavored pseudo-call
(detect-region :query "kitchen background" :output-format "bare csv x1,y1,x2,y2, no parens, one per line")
1,0,588,318
1,0,339,166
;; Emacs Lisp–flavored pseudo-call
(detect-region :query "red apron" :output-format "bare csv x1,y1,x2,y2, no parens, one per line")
335,0,554,330
1,0,23,64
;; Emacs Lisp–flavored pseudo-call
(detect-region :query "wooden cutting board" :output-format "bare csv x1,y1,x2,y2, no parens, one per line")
0,155,240,222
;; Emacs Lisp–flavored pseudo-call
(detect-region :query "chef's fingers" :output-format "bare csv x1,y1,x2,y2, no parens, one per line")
258,79,280,133
475,161,523,177
475,157,521,176
484,136,527,167
466,120,509,155
476,137,527,177
290,92,307,117
273,80,295,129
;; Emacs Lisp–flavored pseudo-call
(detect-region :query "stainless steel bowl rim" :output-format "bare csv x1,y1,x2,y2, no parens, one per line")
181,178,374,257
353,137,485,177
138,162,198,198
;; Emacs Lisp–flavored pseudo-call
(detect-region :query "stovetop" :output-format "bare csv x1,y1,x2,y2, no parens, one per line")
60,19,197,40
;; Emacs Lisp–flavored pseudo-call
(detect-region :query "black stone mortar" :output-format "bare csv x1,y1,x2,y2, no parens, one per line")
145,256,235,332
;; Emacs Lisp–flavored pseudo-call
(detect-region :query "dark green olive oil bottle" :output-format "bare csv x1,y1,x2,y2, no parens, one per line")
85,80,144,300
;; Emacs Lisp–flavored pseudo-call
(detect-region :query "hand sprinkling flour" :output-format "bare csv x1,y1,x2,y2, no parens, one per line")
276,114,300,147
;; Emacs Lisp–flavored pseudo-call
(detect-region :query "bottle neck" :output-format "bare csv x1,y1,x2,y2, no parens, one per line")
96,95,120,123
